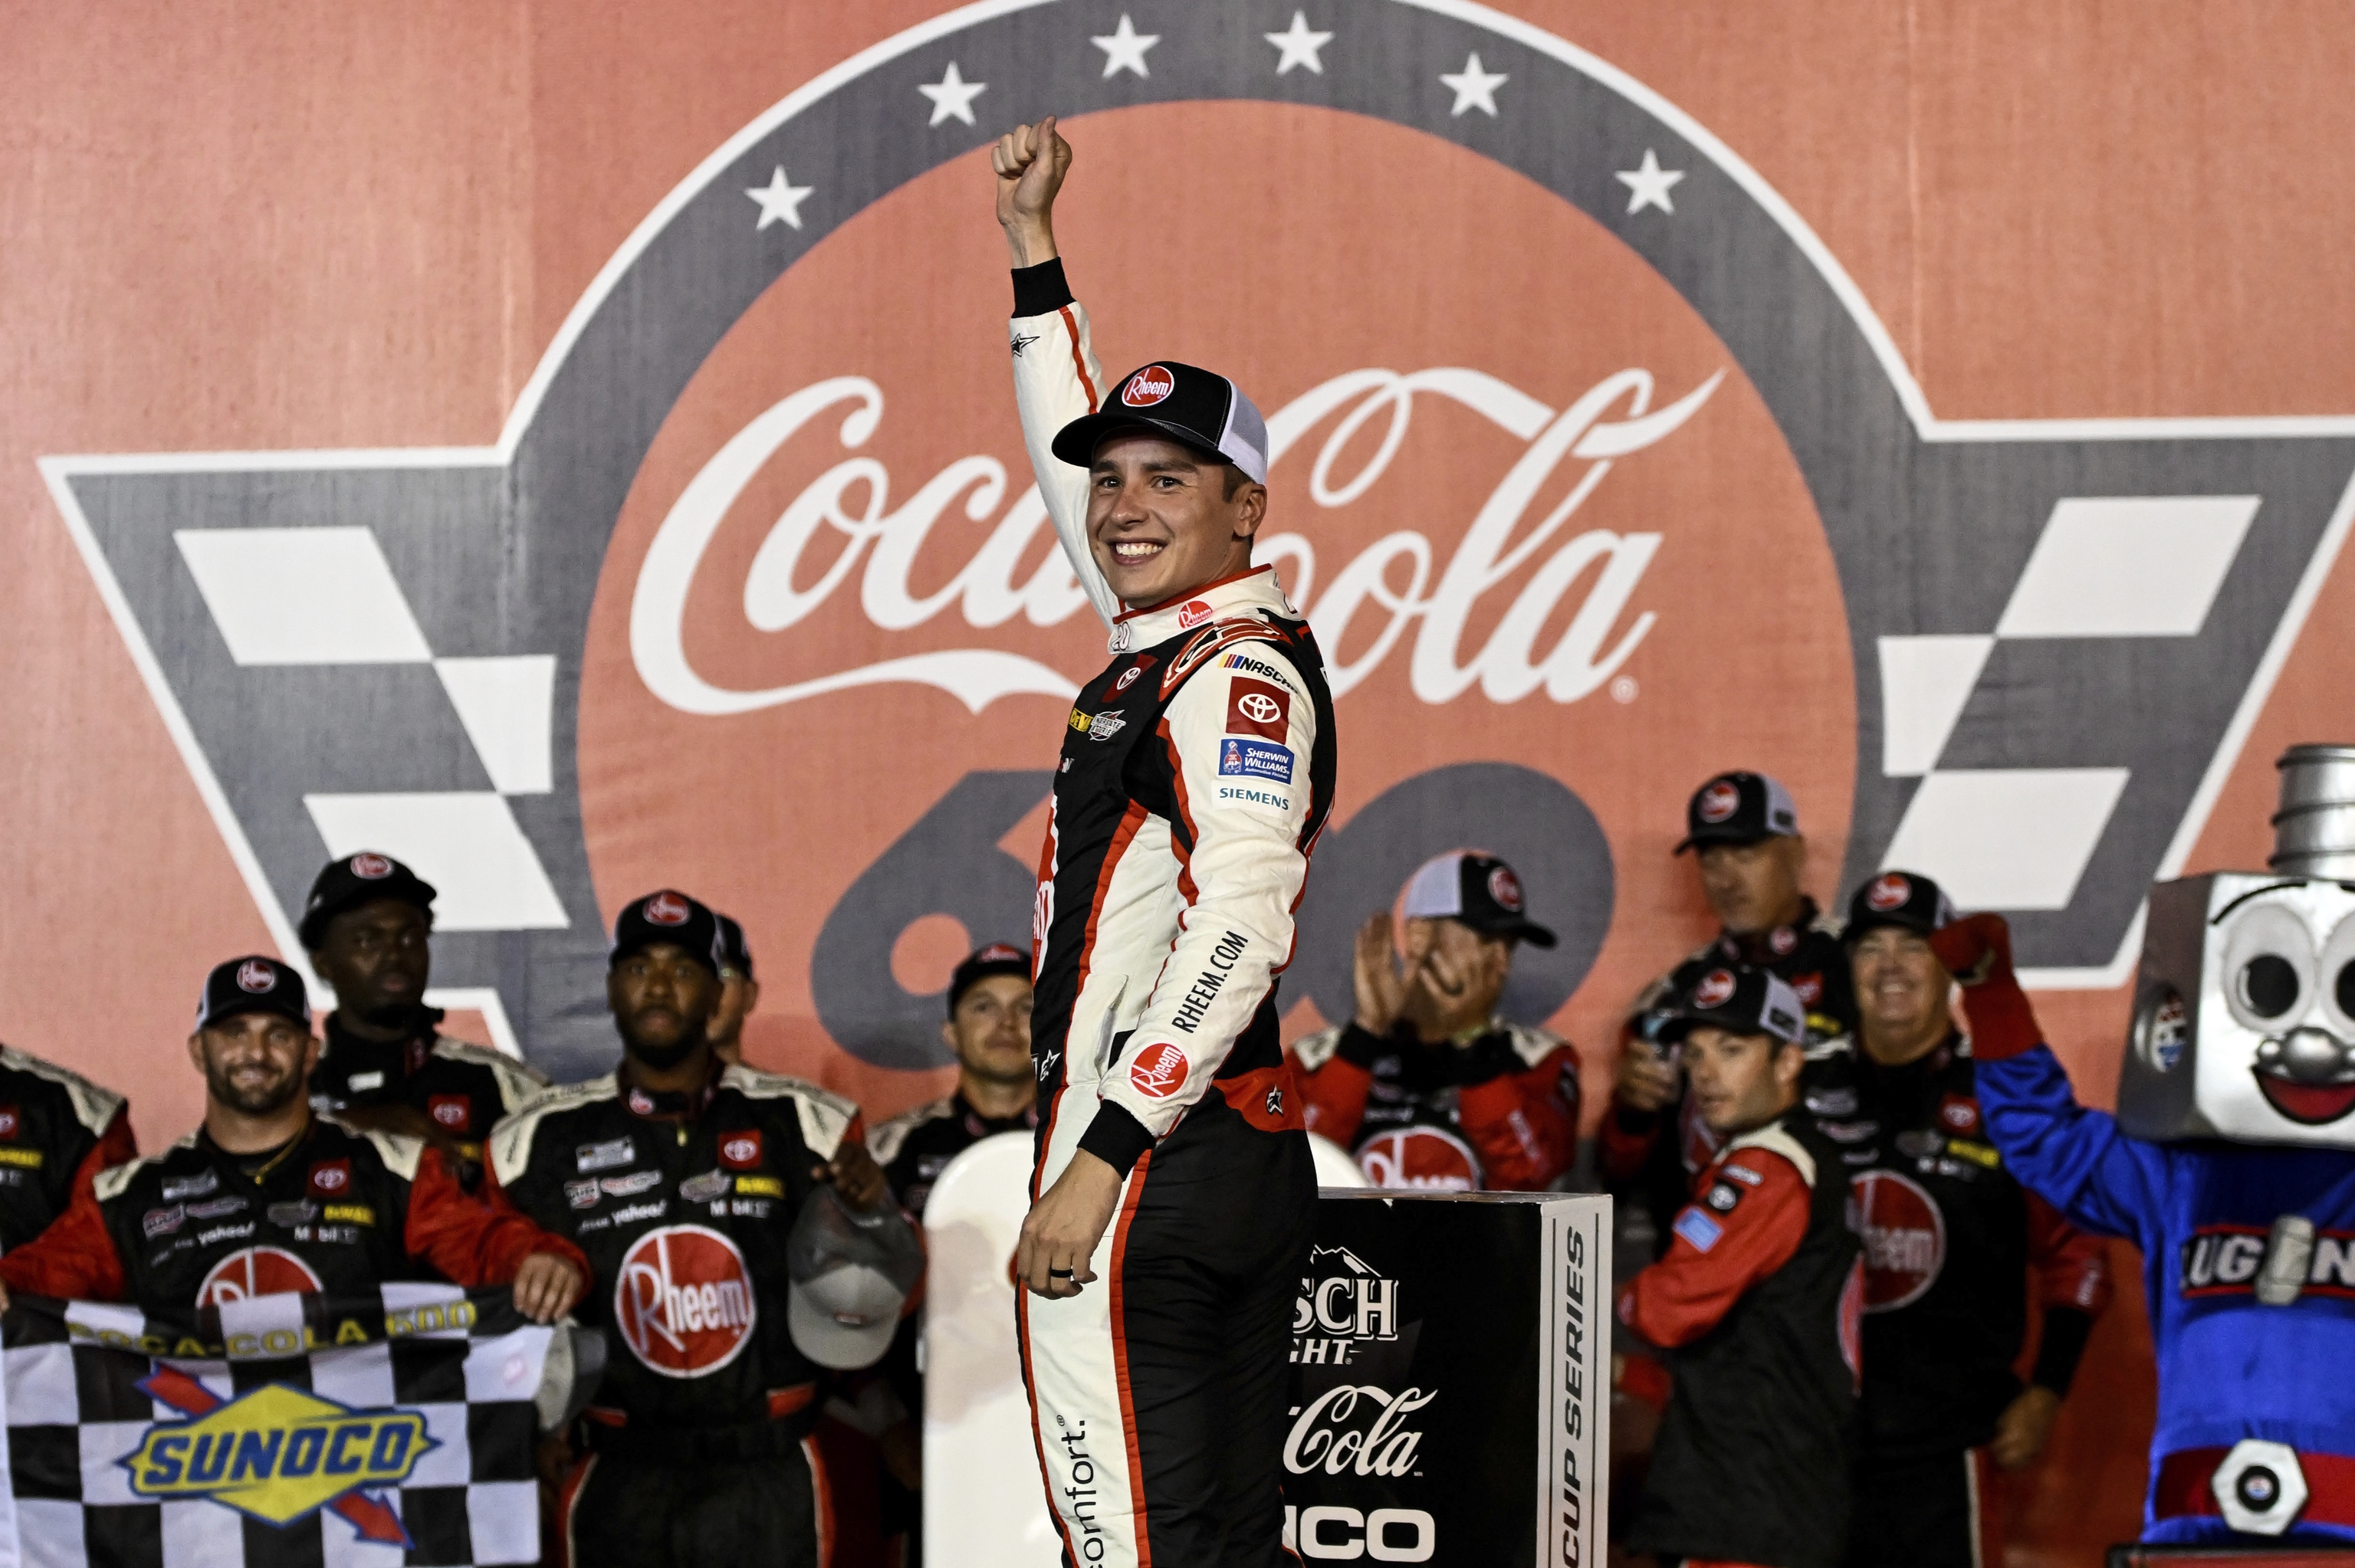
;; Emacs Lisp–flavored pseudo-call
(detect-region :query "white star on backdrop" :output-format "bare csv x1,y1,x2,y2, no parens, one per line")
745,166,814,231
919,62,987,126
1440,51,1507,117
1615,149,1686,214
1265,11,1333,75
1092,15,1160,78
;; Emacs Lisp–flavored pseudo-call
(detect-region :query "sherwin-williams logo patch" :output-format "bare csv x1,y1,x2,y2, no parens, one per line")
120,1366,435,1545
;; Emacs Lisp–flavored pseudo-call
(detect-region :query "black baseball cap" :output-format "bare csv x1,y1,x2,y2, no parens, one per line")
1050,361,1269,484
1675,771,1802,854
715,914,754,980
610,890,724,976
947,943,1030,1018
195,956,311,1032
1400,851,1557,949
1657,963,1806,1047
298,851,437,950
1843,870,1956,943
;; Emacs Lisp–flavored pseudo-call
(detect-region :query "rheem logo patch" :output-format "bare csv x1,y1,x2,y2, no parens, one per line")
643,891,691,925
1120,364,1175,406
1851,1169,1946,1311
1692,969,1737,1009
615,1225,757,1377
198,1246,326,1307
235,960,277,994
1128,1042,1190,1099
1865,874,1911,912
1697,780,1741,822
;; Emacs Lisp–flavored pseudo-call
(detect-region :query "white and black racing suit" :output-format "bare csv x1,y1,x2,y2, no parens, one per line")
1009,257,1336,1568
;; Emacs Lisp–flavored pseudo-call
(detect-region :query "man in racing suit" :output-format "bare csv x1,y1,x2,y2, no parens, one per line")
301,851,547,1189
1816,871,2111,1568
0,956,583,1322
0,1042,136,1251
1291,851,1579,1189
996,117,1332,1568
489,890,896,1568
1605,770,1857,1251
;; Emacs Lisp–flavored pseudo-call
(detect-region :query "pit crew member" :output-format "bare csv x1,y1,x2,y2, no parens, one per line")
0,1042,136,1251
708,912,760,1065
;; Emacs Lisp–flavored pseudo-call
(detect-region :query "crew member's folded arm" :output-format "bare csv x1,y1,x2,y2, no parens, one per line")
408,1144,590,1288
1615,1150,1811,1349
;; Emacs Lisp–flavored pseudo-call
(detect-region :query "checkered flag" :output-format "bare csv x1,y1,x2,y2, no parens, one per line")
0,1284,564,1567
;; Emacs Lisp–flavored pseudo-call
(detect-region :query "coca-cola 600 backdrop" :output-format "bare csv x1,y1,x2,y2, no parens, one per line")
10,4,2355,1555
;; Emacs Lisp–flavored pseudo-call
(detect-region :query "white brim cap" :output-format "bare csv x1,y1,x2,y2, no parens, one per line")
787,1263,906,1370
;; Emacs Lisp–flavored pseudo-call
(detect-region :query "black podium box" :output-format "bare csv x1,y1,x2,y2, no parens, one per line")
1283,1191,1613,1566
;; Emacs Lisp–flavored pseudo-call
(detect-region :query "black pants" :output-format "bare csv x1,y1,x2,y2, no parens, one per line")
560,1436,822,1568
1020,1104,1317,1567
1847,1446,1998,1568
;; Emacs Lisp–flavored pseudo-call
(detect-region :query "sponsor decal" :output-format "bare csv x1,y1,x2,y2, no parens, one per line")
602,1169,663,1197
345,1071,385,1092
1354,1125,1483,1192
349,852,395,879
1851,1169,1947,1310
2179,1225,2355,1299
1218,650,1292,686
1818,1118,1878,1143
642,890,692,925
1895,1128,1946,1159
1217,784,1292,815
1721,1162,1763,1186
609,1200,668,1225
1171,930,1249,1034
1696,780,1741,822
1938,1094,1982,1134
1114,664,1144,692
235,959,278,994
614,1224,758,1376
321,1203,375,1226
576,1137,634,1173
1128,1041,1191,1099
734,1174,785,1198
1672,1208,1723,1253
308,1160,352,1196
973,941,1026,963
0,1146,44,1169
1176,599,1215,631
679,1169,732,1202
197,1245,327,1307
0,1107,18,1140
1120,364,1176,407
266,1201,320,1227
1864,874,1912,913
627,1087,658,1116
1704,1181,1740,1212
427,1094,470,1132
1487,864,1524,913
1792,972,1823,1005
1807,1087,1861,1118
1944,1138,1999,1169
1086,708,1126,742
1691,968,1737,1009
565,1179,602,1210
719,1130,764,1169
144,1206,186,1239
1066,707,1089,733
186,1196,248,1221
1225,677,1291,740
1769,925,1798,956
119,1368,434,1545
1219,737,1296,782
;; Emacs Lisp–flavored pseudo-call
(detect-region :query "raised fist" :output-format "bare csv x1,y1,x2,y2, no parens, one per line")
993,116,1071,265
1929,910,2015,989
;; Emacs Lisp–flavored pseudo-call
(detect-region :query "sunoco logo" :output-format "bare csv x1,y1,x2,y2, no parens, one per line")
51,1,2355,1081
120,1366,433,1546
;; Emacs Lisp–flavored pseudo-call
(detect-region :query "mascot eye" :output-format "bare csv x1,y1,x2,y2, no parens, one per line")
2239,954,2301,1019
2339,959,2355,1020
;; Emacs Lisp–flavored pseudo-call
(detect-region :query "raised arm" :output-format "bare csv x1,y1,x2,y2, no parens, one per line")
995,116,1119,627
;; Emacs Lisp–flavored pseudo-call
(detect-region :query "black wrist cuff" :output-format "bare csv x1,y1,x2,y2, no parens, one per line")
1077,1101,1155,1177
2031,1306,2095,1396
1337,1022,1390,1070
1012,258,1073,317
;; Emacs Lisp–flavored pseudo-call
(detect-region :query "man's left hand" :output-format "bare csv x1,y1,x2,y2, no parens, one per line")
513,1252,585,1324
1989,1384,2062,1470
1016,1150,1122,1298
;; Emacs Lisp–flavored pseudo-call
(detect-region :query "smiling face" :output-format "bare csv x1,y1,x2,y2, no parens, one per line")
942,973,1034,1091
1851,925,1953,1060
1086,431,1266,607
190,1012,317,1117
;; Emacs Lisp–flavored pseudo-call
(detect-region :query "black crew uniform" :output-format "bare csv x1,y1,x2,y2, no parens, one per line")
1817,1031,2112,1568
311,1008,547,1188
872,1093,1038,1221
489,1062,865,1568
0,1044,136,1251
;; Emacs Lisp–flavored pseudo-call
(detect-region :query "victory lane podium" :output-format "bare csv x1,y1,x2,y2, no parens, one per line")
921,1133,1611,1566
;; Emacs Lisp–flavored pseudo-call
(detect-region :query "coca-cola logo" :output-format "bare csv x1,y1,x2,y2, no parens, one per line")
1850,1168,1946,1311
1128,1042,1189,1099
614,1224,757,1376
1121,365,1176,407
1354,1126,1480,1191
1696,780,1741,822
642,891,691,926
1283,1384,1436,1478
1865,874,1912,912
235,959,277,994
1691,968,1737,1010
197,1245,324,1307
350,852,394,880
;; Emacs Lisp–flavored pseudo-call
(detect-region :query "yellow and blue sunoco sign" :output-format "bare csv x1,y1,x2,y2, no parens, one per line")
118,1373,434,1543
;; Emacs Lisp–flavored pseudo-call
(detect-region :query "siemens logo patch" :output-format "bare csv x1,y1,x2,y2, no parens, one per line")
1219,738,1295,783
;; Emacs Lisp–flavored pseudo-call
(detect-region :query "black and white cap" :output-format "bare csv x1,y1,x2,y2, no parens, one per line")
1400,851,1557,949
1842,870,1957,943
1675,771,1802,854
609,889,725,976
1657,964,1806,1047
195,956,312,1032
786,1183,925,1370
1050,361,1269,484
298,851,437,950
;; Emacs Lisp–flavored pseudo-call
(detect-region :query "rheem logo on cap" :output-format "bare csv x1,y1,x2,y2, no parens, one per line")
1697,779,1742,822
643,891,691,926
1489,864,1525,913
974,943,1025,964
1120,364,1176,407
235,959,278,994
1865,874,1912,912
1129,1042,1190,1099
350,852,394,880
1693,969,1738,1009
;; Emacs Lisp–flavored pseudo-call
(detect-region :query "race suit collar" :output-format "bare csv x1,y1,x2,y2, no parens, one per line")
1106,565,1298,654
324,1006,445,1078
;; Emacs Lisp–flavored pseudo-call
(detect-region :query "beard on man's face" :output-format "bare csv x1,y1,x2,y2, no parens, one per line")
204,1053,306,1117
619,1012,706,1072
